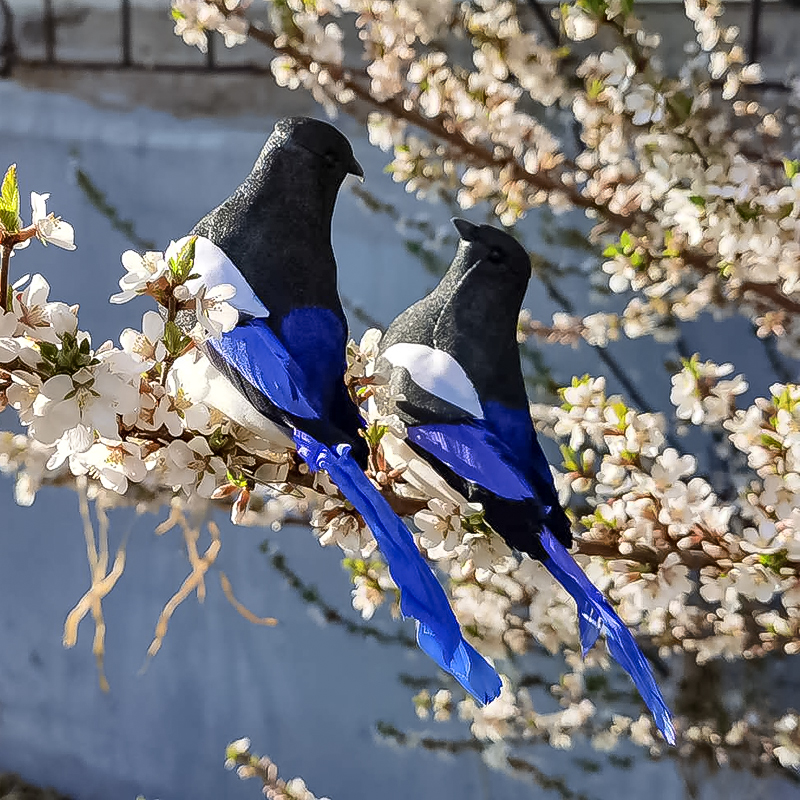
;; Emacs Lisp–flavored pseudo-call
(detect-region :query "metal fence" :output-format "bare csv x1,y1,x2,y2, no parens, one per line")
0,0,790,91
0,0,273,76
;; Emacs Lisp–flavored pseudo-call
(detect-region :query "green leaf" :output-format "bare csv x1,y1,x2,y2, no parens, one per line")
760,433,783,450
168,235,197,284
576,0,606,16
783,158,800,180
162,320,191,357
611,400,628,425
461,508,492,536
39,341,59,362
735,202,759,222
0,165,20,216
559,444,579,472
772,384,795,412
587,78,605,100
225,468,250,488
363,421,388,447
209,427,232,453
759,550,789,572
663,230,680,258
680,353,700,377
342,557,370,577
0,208,20,234
602,244,619,257
688,195,706,208
670,92,693,122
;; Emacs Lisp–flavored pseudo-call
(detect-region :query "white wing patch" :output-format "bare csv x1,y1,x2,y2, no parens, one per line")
382,342,484,419
170,235,270,320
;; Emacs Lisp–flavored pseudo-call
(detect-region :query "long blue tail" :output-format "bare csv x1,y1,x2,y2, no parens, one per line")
540,529,676,745
293,430,503,705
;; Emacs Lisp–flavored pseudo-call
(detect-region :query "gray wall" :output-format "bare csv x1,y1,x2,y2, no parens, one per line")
0,4,799,799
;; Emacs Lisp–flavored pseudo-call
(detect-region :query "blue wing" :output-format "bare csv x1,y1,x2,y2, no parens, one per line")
482,400,556,493
407,421,534,500
207,319,319,419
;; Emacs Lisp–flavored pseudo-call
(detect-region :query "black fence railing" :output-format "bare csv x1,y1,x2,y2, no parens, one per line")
0,0,273,76
0,0,791,92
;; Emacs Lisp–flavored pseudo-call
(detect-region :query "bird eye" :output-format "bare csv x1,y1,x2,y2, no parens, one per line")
487,247,503,263
324,150,338,167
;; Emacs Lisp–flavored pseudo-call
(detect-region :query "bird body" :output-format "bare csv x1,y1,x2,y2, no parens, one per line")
174,119,502,705
189,117,365,453
377,218,675,743
380,218,572,557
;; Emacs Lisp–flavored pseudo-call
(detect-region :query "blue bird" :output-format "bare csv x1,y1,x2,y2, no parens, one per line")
176,118,502,704
376,218,675,743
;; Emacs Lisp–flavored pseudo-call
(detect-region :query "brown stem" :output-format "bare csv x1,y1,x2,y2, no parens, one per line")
159,356,174,388
0,225,39,313
575,539,714,570
0,244,10,312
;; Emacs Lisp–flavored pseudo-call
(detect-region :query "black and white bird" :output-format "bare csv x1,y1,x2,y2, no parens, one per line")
172,119,502,705
376,218,674,743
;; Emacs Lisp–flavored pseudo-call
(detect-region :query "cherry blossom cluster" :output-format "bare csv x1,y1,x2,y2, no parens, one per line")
0,167,313,516
1,160,799,777
171,0,248,52
225,737,330,799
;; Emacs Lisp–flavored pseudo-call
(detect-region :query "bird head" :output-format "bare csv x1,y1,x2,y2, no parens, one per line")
451,218,530,277
270,117,364,181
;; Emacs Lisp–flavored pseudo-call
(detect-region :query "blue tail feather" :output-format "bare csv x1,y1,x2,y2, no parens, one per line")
540,529,676,745
416,624,503,704
293,430,502,705
578,606,602,658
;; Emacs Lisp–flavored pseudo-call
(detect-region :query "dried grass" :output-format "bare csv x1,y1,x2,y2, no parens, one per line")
63,492,278,689
62,480,127,692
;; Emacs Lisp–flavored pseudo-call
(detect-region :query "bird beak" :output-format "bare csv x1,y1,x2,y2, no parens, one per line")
349,156,365,182
452,217,479,241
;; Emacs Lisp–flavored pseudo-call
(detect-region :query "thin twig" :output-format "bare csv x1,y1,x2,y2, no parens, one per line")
524,0,561,48
264,543,417,648
220,571,278,626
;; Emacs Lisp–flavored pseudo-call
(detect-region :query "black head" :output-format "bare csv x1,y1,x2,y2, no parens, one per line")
268,117,364,180
451,218,530,277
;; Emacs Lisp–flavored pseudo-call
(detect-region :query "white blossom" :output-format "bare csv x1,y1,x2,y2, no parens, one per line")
30,192,76,250
110,250,168,304
191,283,239,339
165,436,227,497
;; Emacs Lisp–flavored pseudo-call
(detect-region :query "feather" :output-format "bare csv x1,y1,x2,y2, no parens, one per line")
540,529,675,745
294,430,502,704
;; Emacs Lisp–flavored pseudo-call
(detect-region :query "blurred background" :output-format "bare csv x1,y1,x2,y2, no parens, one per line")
0,1,799,798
